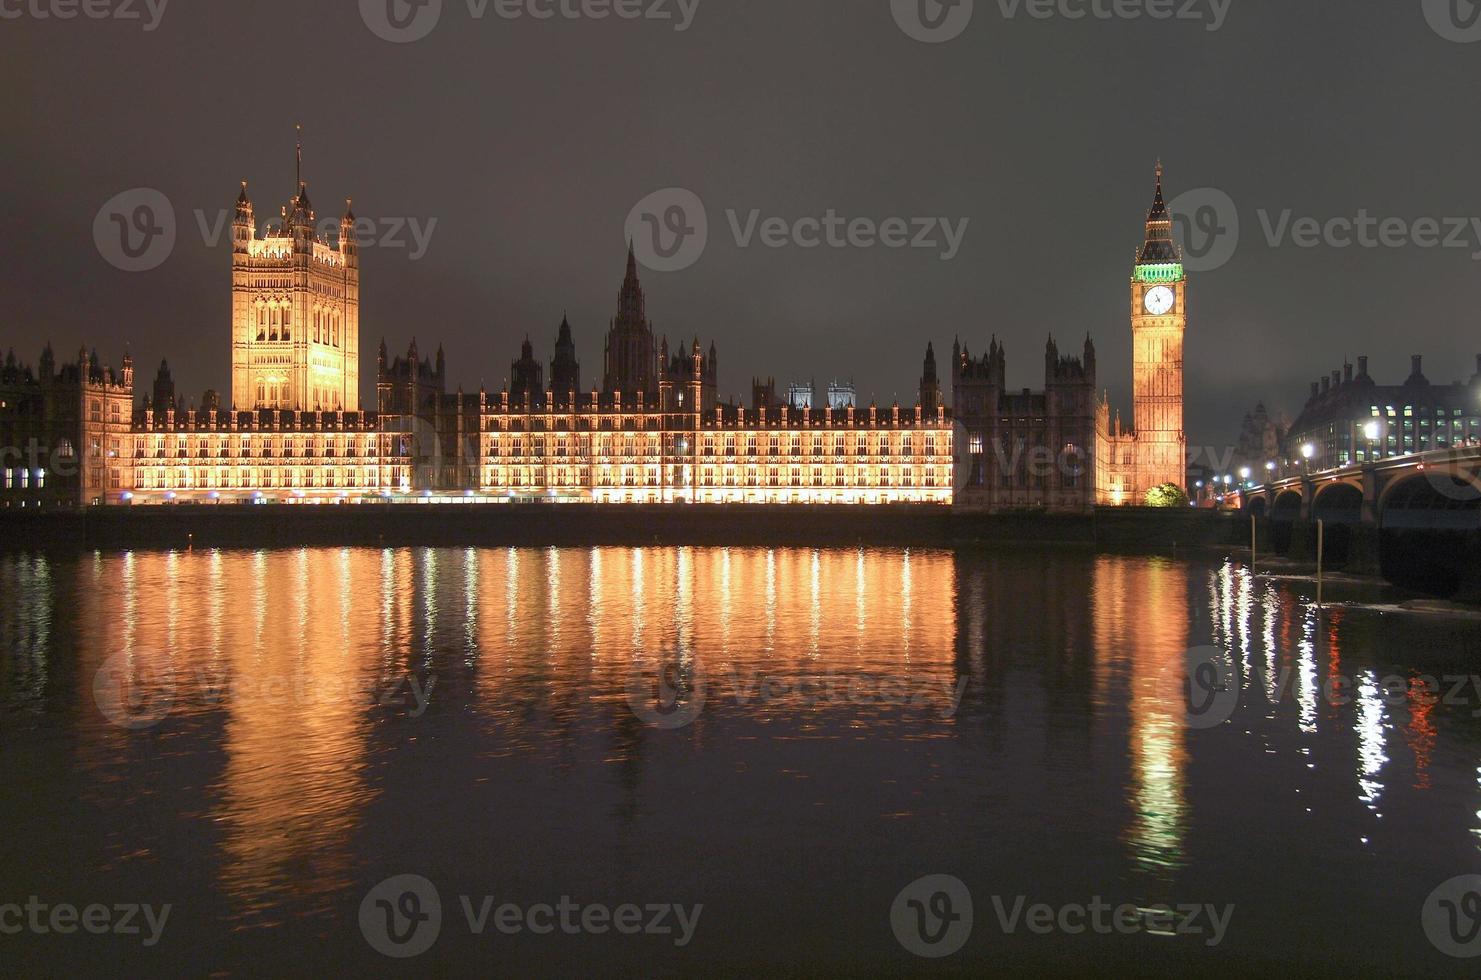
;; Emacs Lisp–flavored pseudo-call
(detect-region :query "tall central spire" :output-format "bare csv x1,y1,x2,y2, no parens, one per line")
618,240,646,322
295,123,303,189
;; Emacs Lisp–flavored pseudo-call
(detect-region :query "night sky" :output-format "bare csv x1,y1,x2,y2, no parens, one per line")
4,1,1480,450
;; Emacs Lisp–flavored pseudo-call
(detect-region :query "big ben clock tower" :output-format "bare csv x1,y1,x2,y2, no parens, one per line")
1129,162,1187,495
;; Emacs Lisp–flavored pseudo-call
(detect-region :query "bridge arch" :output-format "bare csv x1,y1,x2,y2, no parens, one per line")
1245,495,1268,518
1272,489,1304,522
1311,481,1363,525
1379,470,1481,530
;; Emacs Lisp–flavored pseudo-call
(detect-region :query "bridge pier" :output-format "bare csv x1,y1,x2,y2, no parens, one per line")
1287,519,1316,561
1345,525,1382,576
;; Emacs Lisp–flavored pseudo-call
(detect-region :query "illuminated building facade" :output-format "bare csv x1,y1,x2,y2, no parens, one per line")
230,140,360,413
9,163,1182,510
1106,163,1188,502
76,227,950,505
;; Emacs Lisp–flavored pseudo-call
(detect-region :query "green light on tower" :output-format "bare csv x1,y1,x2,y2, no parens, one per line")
1133,263,1185,284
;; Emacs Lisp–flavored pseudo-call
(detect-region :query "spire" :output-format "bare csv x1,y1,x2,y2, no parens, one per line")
617,241,646,323
295,123,303,189
1139,161,1179,263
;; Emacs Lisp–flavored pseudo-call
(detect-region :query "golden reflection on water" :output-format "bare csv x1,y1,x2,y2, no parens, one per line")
1093,556,1190,875
5,547,1478,919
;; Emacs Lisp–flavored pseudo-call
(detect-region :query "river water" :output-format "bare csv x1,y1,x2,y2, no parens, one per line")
1,547,1479,976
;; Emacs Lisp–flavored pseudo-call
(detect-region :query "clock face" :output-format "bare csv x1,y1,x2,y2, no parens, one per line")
1144,285,1176,316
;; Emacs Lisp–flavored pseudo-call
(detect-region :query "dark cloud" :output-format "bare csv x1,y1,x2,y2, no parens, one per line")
3,1,1478,447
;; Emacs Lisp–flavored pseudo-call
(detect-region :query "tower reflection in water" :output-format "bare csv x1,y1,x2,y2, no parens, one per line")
6,545,1470,930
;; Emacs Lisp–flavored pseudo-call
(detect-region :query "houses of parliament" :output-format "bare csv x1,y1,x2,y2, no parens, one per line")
0,153,1186,512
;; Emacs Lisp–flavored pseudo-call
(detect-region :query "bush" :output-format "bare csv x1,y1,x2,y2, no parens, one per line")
1145,482,1189,508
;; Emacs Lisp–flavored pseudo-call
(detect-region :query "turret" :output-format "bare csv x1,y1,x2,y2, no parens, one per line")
233,181,254,254
340,198,359,268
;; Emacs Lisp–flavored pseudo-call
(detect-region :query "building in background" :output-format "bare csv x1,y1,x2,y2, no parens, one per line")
952,166,1188,511
951,334,1102,512
1280,354,1481,473
0,346,133,507
1232,402,1288,476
